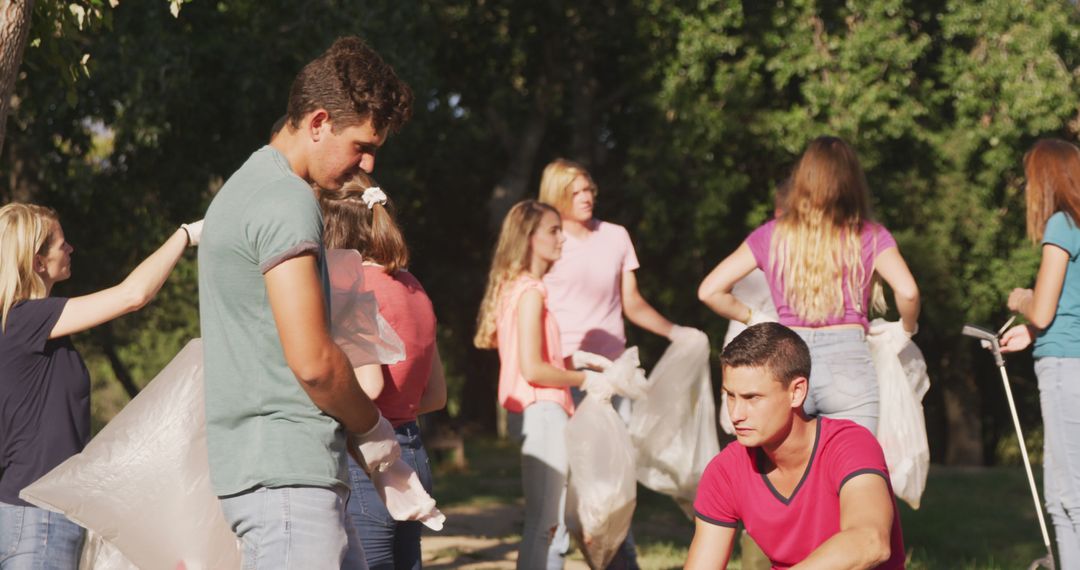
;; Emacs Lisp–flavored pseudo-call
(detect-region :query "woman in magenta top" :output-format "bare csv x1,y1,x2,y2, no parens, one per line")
475,200,616,570
320,174,447,570
698,136,920,434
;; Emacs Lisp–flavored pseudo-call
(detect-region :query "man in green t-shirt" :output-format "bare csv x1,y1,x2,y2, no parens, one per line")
198,37,413,568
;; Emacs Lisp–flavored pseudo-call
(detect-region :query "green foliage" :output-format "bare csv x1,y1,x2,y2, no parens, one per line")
5,0,1080,461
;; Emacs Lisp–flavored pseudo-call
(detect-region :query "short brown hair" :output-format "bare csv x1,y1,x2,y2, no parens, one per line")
287,37,413,135
720,323,811,387
319,173,410,273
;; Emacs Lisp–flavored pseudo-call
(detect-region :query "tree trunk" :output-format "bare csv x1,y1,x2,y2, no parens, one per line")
485,112,548,229
0,0,35,157
943,368,985,465
96,325,141,400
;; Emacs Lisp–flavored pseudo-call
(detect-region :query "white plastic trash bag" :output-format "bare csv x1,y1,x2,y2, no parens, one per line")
565,396,637,569
21,251,412,568
328,248,406,367
629,329,719,514
21,340,241,570
867,319,930,510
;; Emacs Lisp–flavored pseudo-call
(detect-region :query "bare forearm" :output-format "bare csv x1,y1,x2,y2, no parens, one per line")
417,348,447,414
116,229,189,308
791,529,890,570
895,292,920,333
299,346,382,434
701,291,750,324
522,360,585,388
623,296,674,338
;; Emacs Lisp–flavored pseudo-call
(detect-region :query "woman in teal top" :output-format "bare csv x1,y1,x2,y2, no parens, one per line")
1002,138,1080,568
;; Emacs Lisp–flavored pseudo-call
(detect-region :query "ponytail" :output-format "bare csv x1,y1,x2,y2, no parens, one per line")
319,174,410,273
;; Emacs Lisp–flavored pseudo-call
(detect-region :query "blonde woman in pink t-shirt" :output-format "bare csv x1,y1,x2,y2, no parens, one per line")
538,159,696,569
698,136,920,434
475,200,619,570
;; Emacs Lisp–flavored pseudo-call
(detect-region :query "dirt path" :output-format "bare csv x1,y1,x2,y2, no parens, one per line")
421,503,589,569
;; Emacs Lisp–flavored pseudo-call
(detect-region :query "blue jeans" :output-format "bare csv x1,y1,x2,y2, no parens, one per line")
343,421,433,570
218,485,365,569
1037,357,1080,569
795,328,879,434
0,502,84,570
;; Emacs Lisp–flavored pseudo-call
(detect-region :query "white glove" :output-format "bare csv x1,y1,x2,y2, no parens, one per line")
350,414,401,473
570,351,613,371
605,347,649,400
180,220,203,247
370,458,446,531
667,324,702,343
581,370,616,402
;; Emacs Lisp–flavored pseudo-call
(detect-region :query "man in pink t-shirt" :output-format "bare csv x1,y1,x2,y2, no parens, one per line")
686,323,905,570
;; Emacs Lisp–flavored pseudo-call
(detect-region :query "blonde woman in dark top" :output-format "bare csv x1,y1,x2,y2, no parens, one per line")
0,203,199,568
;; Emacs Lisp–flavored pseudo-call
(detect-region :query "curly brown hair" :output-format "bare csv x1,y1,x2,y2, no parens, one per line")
286,37,413,136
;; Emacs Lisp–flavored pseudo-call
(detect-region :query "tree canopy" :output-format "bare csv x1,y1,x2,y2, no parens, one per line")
4,0,1079,463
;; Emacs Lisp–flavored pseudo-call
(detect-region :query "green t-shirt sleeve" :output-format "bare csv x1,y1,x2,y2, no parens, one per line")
1043,212,1080,261
246,180,324,274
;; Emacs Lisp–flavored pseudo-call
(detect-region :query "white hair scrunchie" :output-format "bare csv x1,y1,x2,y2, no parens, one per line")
361,187,388,210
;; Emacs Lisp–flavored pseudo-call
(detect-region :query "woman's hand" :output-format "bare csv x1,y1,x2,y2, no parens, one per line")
1007,288,1034,314
1000,324,1034,354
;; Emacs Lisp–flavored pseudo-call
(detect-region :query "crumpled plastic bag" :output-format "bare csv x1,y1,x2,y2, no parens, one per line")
328,249,406,367
370,458,446,531
21,251,413,569
629,329,719,515
21,340,240,570
867,318,930,509
565,396,637,569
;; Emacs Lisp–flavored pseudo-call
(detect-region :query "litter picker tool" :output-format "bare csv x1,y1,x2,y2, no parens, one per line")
962,323,1055,570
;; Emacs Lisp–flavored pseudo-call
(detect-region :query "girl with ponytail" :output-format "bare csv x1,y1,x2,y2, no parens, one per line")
698,136,920,434
320,173,447,569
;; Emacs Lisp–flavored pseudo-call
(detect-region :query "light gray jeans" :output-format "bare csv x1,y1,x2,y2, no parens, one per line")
796,328,880,434
219,485,366,569
518,401,570,570
1036,357,1080,569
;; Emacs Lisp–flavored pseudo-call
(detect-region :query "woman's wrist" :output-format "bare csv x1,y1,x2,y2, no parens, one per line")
741,306,753,325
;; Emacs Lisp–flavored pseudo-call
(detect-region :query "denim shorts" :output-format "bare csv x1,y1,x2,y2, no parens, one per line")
795,328,879,434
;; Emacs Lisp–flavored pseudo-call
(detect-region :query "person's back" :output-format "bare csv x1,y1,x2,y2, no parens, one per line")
364,266,437,425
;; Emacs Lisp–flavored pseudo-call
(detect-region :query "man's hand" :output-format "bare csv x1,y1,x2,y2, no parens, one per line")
370,458,446,531
349,414,401,473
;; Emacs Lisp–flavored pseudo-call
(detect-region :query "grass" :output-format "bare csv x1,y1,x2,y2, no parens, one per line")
432,437,1053,569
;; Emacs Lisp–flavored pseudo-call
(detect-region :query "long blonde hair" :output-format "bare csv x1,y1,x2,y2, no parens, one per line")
319,172,410,273
771,136,884,324
538,158,597,216
474,200,561,349
0,203,59,331
1023,138,1080,243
